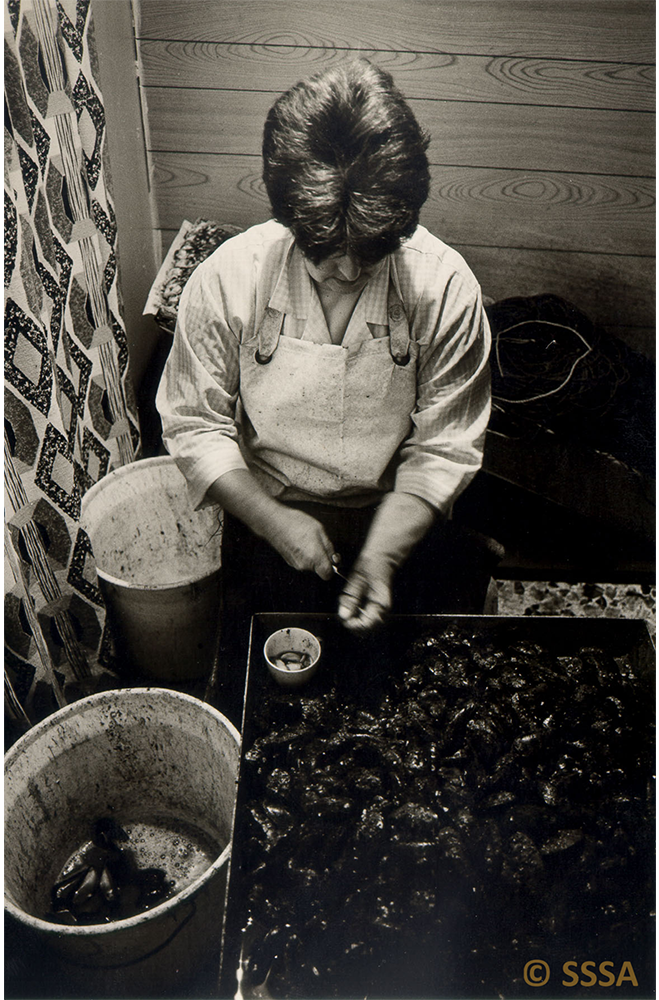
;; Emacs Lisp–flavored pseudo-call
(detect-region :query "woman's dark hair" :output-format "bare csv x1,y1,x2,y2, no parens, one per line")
262,59,430,264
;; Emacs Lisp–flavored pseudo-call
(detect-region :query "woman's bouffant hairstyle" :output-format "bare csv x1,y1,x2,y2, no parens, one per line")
262,59,430,265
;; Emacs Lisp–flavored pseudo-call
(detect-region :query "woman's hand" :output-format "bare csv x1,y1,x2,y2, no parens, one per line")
337,491,437,631
337,556,393,632
268,506,335,579
205,469,335,580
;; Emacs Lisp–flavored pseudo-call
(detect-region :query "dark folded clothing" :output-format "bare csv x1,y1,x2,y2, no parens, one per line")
486,293,655,480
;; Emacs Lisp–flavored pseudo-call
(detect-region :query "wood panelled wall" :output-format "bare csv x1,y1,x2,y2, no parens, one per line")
134,0,655,357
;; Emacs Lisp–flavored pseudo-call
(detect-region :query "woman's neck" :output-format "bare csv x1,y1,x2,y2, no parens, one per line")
313,282,363,344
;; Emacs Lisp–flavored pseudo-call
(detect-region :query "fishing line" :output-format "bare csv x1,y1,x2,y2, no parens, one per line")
492,320,594,405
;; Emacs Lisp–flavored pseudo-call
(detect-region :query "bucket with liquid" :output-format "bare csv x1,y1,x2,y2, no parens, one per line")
4,688,240,998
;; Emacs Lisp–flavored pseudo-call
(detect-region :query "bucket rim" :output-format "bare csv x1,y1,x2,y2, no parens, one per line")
4,687,240,936
80,456,181,515
4,686,241,769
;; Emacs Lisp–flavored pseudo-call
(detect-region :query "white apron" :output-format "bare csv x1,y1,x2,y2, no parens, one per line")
238,279,419,502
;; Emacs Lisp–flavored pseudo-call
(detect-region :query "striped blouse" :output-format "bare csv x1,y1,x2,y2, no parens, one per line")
156,220,491,514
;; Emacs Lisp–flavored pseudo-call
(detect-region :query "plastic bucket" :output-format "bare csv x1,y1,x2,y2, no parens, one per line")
4,688,240,998
80,456,223,681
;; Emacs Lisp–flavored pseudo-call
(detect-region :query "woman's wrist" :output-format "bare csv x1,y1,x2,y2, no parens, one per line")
359,491,436,565
205,469,283,540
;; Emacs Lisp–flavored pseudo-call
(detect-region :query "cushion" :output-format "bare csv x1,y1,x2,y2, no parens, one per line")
144,218,243,334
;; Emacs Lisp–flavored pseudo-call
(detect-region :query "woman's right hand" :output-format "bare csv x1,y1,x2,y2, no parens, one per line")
205,469,335,579
268,506,335,579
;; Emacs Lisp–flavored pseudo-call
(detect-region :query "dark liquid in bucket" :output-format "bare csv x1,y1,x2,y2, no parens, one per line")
46,816,224,925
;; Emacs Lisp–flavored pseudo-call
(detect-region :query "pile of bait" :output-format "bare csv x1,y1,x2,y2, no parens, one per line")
237,624,654,998
271,650,313,672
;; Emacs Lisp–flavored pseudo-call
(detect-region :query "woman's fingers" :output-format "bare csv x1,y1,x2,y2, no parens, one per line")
338,571,391,631
314,532,337,580
306,524,334,579
312,551,334,580
270,508,335,578
337,575,367,623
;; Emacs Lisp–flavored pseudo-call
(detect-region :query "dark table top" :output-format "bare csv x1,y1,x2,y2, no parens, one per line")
220,613,655,1000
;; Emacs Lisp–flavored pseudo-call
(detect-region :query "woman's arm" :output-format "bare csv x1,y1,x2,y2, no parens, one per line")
393,274,492,513
338,491,435,630
205,469,335,579
158,254,336,578
156,260,249,510
339,262,491,630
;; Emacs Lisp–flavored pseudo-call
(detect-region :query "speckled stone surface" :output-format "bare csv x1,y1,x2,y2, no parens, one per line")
495,580,656,637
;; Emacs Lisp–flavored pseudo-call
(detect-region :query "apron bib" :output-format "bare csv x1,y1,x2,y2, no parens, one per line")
238,282,418,499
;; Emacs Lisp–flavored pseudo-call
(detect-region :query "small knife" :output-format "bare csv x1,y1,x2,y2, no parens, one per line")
332,561,349,582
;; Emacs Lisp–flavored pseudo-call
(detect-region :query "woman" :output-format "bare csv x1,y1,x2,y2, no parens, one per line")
157,59,492,649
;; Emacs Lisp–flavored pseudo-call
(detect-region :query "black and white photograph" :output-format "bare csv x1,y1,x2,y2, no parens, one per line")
4,2,655,998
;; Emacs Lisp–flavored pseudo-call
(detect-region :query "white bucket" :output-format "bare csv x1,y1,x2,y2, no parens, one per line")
4,688,240,998
80,456,223,681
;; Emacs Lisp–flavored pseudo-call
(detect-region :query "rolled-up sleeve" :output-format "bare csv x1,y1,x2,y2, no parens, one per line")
393,264,491,514
156,258,249,509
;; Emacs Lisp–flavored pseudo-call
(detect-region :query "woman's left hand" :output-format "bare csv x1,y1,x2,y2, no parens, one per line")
337,491,436,631
337,556,393,632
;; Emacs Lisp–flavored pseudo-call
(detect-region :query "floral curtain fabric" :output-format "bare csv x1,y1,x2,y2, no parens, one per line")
5,0,141,735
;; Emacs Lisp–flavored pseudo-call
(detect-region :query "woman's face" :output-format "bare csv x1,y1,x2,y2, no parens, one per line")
304,253,385,294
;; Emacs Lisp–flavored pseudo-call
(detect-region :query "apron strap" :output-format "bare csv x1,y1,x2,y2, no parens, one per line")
255,306,284,364
387,285,411,366
257,273,410,364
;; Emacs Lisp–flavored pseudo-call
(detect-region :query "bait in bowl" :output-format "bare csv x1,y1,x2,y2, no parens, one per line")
263,628,321,687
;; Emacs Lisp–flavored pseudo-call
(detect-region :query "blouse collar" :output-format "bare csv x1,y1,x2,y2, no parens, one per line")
269,240,391,326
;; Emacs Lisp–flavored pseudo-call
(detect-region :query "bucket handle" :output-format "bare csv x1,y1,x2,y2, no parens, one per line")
55,900,197,970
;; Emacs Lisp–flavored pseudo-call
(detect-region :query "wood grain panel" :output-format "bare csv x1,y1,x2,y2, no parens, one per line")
150,153,654,256
135,0,655,63
605,328,655,358
143,87,654,177
151,153,270,230
155,223,654,355
428,169,654,256
139,41,655,112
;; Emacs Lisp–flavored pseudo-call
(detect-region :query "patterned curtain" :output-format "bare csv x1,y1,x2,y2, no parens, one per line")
4,0,141,739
